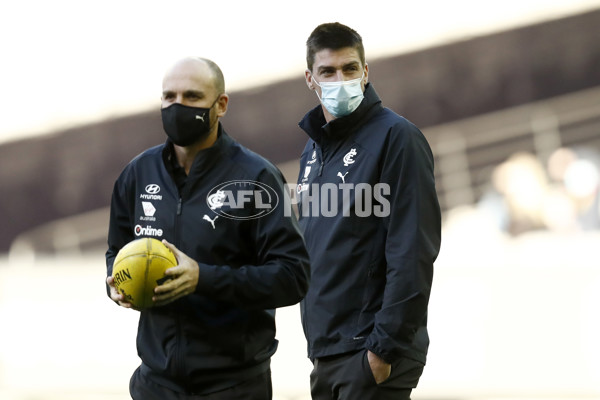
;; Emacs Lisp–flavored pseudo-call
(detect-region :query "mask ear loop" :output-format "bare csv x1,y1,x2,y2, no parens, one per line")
210,94,222,108
206,94,223,132
308,73,324,103
363,63,368,85
306,68,317,91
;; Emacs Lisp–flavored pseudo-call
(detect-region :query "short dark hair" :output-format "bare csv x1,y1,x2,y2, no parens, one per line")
306,22,365,71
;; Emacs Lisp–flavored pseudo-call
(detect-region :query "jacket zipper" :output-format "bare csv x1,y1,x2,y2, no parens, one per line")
174,197,183,246
317,144,325,176
174,195,185,380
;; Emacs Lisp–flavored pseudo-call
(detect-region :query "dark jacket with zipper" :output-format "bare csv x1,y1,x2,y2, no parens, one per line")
296,83,441,365
106,125,310,395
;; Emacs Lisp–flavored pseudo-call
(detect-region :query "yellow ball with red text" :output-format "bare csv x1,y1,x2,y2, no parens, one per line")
112,238,177,309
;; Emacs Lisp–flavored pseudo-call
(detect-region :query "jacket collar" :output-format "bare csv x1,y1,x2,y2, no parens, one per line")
162,123,233,188
298,83,383,144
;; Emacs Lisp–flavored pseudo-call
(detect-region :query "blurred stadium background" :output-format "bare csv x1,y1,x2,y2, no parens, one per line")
1,2,600,399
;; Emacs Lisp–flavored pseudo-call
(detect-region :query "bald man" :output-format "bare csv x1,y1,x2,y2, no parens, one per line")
106,57,310,399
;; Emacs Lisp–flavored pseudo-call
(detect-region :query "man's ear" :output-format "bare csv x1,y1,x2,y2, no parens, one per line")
305,69,315,91
215,94,229,117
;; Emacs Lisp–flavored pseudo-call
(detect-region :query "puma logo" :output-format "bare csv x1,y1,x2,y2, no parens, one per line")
196,114,205,122
337,171,349,184
203,214,218,229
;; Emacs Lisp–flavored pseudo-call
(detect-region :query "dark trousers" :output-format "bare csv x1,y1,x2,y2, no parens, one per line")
129,367,272,400
310,350,424,400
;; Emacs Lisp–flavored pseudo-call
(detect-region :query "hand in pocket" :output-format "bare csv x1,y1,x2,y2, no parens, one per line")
367,350,391,384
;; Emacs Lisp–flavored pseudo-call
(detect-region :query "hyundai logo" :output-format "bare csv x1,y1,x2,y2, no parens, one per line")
145,184,161,194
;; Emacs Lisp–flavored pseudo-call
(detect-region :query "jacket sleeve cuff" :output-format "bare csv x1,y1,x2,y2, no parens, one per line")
194,262,219,295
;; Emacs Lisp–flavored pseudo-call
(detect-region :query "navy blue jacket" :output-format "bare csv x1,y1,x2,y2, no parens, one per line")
106,126,310,394
296,84,441,364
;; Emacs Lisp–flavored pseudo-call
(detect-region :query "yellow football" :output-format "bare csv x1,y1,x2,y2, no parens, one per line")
112,237,177,309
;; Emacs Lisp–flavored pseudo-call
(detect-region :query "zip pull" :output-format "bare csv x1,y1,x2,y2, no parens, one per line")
316,145,324,176
177,198,183,215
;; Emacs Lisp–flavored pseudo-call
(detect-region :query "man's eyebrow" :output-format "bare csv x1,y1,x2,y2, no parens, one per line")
342,61,360,68
317,65,335,74
183,90,204,97
317,61,360,73
161,90,205,97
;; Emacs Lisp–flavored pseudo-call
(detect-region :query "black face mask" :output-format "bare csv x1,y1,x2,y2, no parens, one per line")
161,98,219,147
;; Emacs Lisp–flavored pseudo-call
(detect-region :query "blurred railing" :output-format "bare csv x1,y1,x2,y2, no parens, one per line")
427,86,600,213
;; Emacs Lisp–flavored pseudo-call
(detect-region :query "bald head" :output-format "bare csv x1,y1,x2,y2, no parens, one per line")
163,57,225,93
161,57,227,110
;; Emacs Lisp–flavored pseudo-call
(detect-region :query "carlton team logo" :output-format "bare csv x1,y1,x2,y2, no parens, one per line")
206,180,279,220
207,190,227,210
343,148,357,166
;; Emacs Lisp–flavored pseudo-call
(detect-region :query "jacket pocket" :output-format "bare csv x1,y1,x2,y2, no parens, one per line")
356,260,385,331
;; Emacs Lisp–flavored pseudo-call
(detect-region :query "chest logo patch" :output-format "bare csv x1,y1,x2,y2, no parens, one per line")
207,190,226,210
343,148,357,166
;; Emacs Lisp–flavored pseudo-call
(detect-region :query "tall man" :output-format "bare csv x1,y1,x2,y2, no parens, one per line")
106,57,310,399
296,23,441,399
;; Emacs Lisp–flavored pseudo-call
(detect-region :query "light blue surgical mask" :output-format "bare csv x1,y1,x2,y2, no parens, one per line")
312,72,365,118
